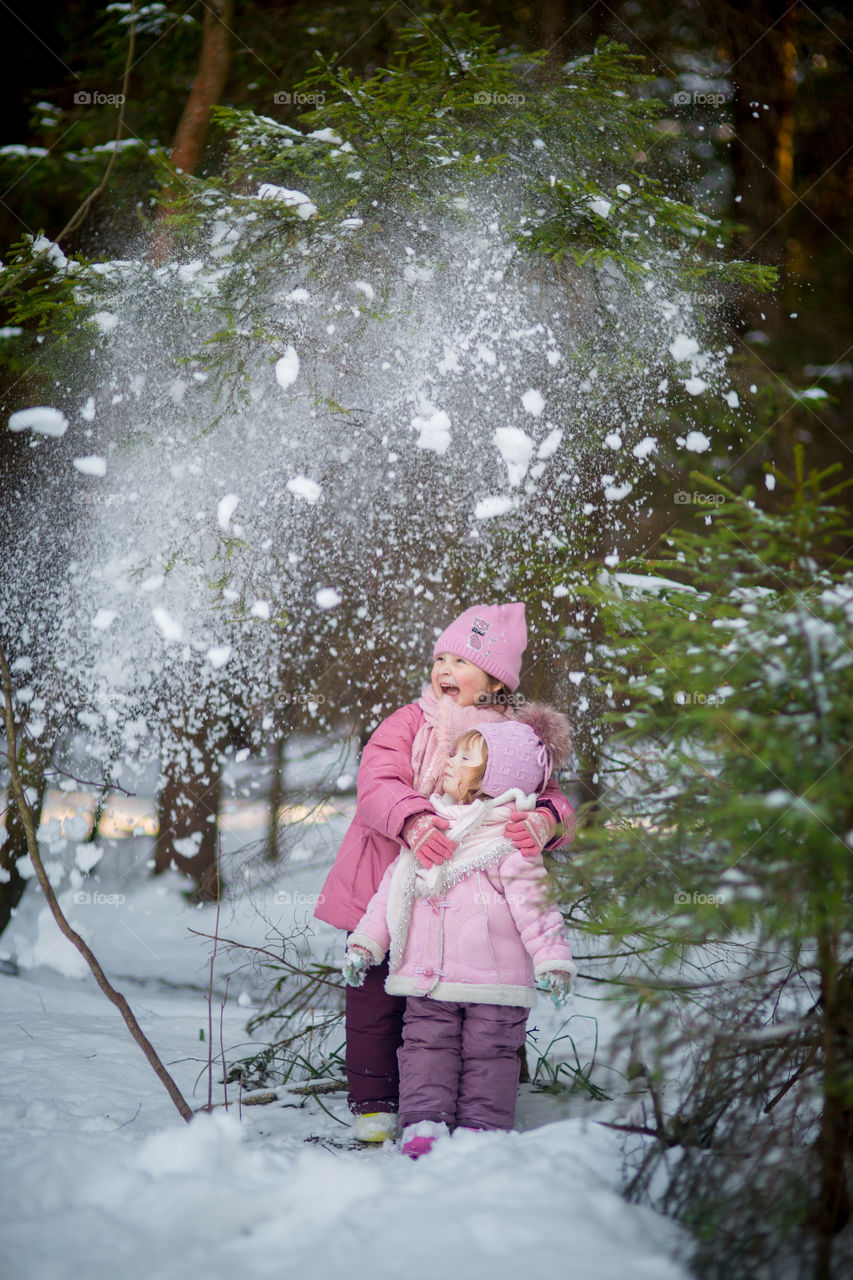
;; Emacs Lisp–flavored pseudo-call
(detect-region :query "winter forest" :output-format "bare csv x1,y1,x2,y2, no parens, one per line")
1,2,851,1277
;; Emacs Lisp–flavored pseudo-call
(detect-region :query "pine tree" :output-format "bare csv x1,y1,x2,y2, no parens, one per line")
553,448,853,1279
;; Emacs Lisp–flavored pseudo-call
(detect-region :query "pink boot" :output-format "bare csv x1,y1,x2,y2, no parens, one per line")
401,1120,449,1159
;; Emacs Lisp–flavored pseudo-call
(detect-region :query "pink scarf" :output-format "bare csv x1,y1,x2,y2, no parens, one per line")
410,686,509,797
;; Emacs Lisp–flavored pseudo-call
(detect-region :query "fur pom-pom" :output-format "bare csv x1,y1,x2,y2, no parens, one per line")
516,702,572,770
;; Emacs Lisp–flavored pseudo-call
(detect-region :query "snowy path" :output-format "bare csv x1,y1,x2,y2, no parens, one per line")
0,824,693,1280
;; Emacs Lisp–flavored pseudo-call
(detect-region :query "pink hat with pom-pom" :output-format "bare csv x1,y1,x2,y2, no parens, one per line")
433,602,527,691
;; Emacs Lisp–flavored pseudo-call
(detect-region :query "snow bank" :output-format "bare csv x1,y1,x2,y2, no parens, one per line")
0,1100,692,1280
0,822,692,1280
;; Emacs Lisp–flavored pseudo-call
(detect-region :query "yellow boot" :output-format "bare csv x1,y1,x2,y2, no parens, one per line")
351,1112,400,1143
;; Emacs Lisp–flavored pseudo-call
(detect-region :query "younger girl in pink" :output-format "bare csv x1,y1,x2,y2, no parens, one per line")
344,716,576,1156
314,601,574,1141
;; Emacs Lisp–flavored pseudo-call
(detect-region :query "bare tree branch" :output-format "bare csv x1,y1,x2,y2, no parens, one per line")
0,637,193,1124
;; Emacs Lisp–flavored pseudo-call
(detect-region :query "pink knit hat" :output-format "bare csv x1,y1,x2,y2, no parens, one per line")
475,721,551,798
433,602,527,691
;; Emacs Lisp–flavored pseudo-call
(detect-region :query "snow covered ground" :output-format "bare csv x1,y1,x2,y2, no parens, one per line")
0,769,694,1280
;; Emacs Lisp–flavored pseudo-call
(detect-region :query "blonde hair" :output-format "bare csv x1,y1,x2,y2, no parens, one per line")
452,730,489,805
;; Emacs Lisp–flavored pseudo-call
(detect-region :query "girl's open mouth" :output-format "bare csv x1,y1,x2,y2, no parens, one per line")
440,682,460,697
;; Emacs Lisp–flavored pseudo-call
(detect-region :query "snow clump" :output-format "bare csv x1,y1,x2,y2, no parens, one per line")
8,406,68,437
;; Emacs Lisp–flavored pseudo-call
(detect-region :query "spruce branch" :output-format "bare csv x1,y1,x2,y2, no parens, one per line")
0,0,139,303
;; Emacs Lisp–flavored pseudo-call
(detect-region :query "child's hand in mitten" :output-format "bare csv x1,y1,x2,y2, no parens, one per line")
402,812,456,869
535,971,572,1008
342,946,373,987
506,807,556,858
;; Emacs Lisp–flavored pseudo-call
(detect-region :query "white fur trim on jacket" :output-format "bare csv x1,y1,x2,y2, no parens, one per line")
385,976,538,1008
347,934,386,964
533,959,578,979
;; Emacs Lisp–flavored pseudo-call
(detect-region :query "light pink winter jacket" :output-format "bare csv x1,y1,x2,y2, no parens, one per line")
348,791,577,1009
314,702,575,932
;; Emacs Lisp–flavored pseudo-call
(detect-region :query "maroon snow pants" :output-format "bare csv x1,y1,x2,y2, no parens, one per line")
397,997,529,1131
345,956,407,1115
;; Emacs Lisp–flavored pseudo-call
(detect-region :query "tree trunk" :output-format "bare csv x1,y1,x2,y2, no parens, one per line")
0,739,52,935
538,0,572,62
151,0,234,263
812,927,851,1278
707,0,799,268
170,0,234,178
537,0,603,65
265,731,286,861
154,724,223,901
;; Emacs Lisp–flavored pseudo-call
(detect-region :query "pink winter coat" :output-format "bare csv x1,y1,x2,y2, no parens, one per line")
348,790,577,1008
314,701,575,932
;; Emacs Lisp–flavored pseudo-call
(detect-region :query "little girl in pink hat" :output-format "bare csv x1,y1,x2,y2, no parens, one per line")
344,716,576,1157
314,601,575,1142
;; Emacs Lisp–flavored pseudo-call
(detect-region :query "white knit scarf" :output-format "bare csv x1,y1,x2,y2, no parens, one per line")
385,787,536,977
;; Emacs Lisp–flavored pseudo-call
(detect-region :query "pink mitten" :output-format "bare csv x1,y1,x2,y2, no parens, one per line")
505,807,556,858
402,812,455,869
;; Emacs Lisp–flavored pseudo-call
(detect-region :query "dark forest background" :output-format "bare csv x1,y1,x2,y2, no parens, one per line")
2,0,851,489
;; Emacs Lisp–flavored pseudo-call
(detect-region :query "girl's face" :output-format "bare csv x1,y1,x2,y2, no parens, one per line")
431,652,500,707
442,736,486,802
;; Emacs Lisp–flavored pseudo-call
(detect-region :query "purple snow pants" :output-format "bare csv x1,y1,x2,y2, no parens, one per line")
397,997,529,1131
345,956,407,1115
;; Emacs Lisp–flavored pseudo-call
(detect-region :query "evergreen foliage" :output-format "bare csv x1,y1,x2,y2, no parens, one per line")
554,448,853,1278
